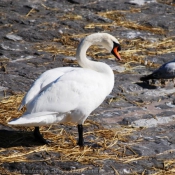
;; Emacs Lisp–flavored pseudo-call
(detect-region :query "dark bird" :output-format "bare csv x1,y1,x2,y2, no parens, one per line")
140,59,175,82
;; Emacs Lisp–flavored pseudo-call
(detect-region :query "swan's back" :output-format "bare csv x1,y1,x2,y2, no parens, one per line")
19,67,74,110
26,68,113,115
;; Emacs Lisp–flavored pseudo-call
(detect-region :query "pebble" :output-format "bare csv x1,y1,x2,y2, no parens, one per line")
131,115,175,128
5,34,23,41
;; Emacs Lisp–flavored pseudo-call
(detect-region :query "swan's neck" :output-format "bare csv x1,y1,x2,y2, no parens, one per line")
76,34,115,94
76,37,113,76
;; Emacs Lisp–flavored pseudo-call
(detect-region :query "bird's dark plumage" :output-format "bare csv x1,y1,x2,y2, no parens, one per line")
140,59,175,82
140,74,156,81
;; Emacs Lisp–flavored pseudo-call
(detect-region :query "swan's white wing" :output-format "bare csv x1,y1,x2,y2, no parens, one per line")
19,67,74,110
28,68,108,114
11,68,110,126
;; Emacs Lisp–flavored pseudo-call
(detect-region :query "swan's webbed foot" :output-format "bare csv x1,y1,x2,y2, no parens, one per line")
34,127,51,144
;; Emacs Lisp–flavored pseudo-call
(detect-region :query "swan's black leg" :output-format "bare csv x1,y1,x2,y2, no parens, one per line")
33,127,49,144
77,124,84,147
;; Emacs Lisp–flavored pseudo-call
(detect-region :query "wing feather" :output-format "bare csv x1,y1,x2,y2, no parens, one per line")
27,68,108,115
19,67,74,110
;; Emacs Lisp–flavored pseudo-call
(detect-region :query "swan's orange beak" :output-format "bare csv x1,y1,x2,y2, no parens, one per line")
112,47,121,61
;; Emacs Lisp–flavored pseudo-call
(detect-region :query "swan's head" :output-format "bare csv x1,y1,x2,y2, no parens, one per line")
101,33,121,60
85,33,121,60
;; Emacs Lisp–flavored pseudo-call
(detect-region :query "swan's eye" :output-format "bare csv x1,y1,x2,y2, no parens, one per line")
117,45,121,51
113,42,121,51
111,42,121,60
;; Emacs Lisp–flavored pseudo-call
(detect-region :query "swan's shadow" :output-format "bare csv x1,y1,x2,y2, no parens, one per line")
0,129,44,148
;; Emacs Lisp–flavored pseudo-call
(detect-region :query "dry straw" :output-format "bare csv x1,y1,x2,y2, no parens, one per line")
0,94,175,174
0,95,138,168
35,33,175,73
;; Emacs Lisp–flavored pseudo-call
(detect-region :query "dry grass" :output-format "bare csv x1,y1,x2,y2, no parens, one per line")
99,10,165,35
34,11,175,70
35,33,175,72
84,10,165,35
151,158,175,175
0,95,175,174
60,13,83,21
0,95,138,166
157,0,175,6
120,36,175,68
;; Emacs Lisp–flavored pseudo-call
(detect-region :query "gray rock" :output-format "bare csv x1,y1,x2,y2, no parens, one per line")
5,34,23,41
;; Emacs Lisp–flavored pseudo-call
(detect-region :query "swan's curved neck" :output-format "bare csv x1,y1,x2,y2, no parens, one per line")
76,39,93,69
76,35,113,75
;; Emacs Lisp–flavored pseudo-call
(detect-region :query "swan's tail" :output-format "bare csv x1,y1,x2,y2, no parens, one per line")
8,112,63,126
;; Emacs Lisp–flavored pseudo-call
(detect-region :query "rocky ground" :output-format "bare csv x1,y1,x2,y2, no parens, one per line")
0,0,175,174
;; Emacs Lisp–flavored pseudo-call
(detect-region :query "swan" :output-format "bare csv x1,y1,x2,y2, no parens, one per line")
140,59,175,82
8,33,121,147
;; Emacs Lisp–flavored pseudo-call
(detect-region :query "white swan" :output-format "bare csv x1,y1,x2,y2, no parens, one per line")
8,33,121,147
